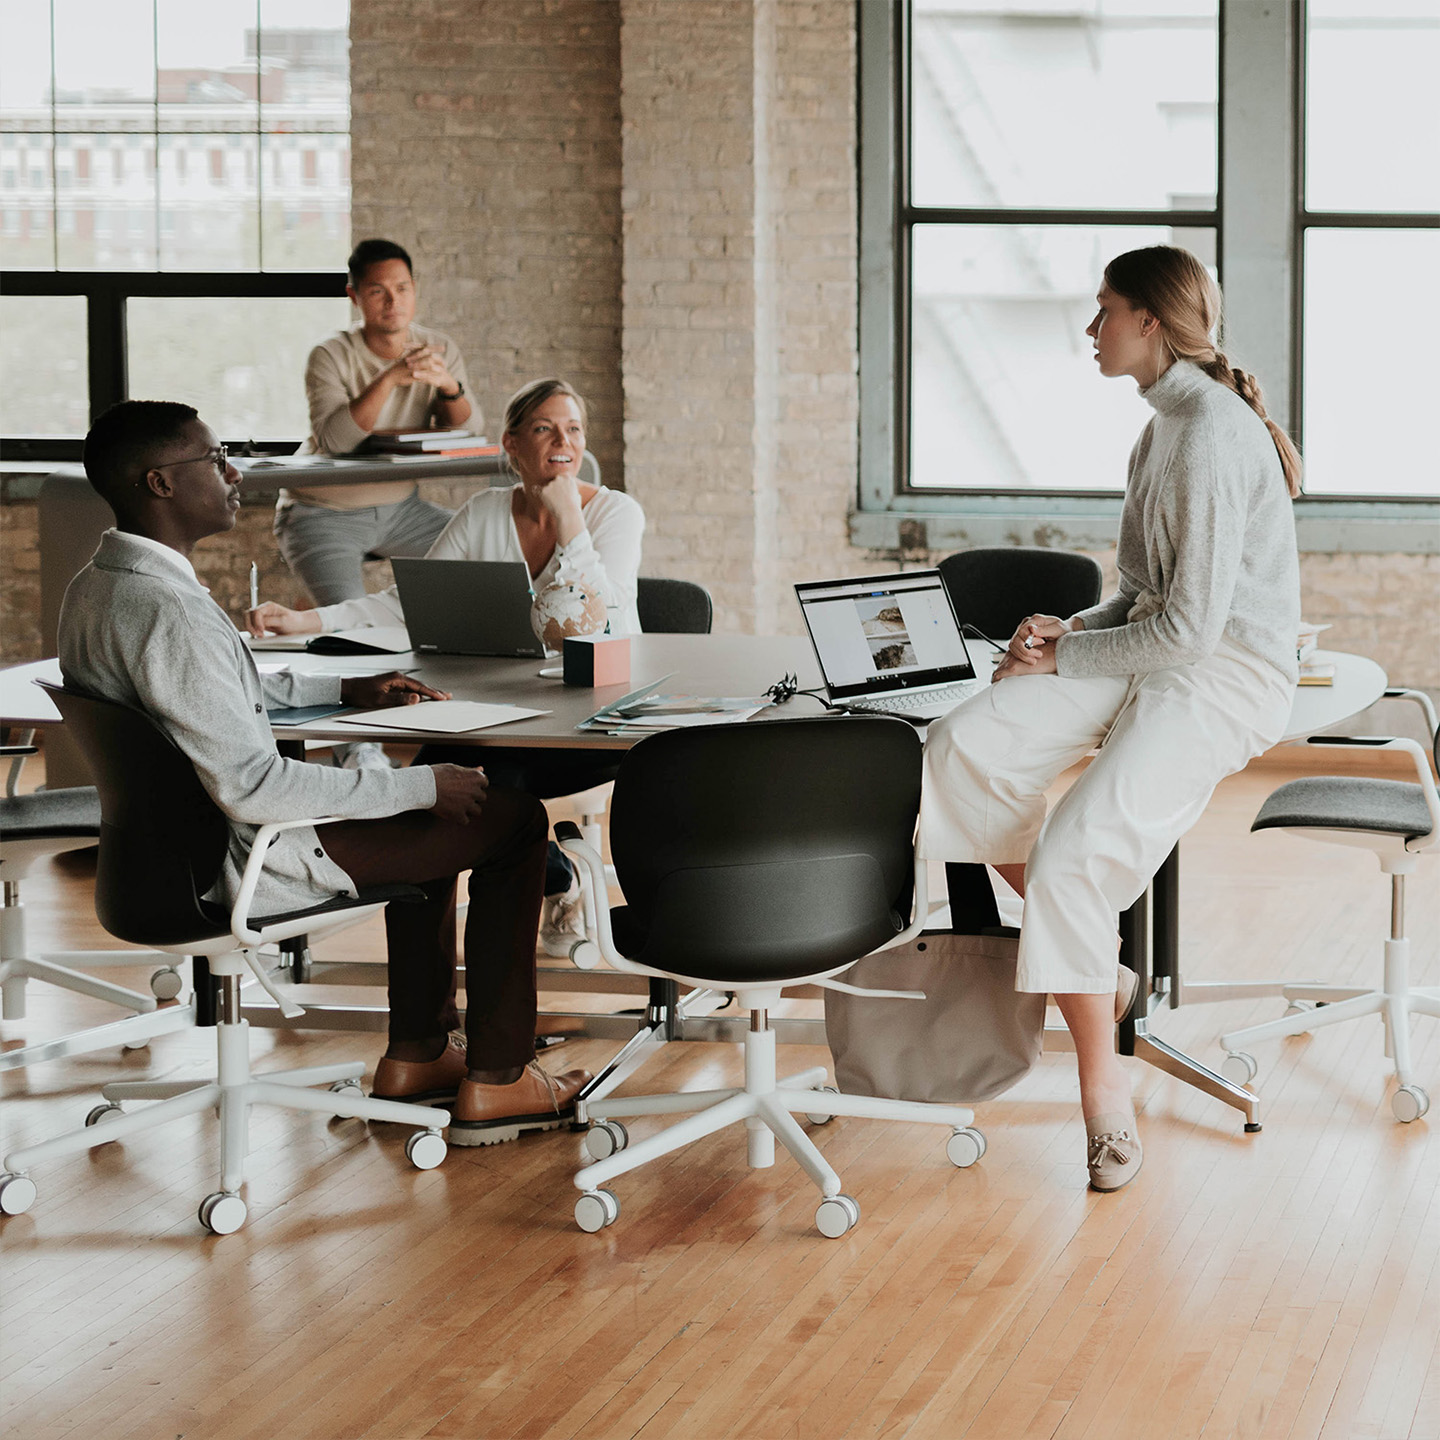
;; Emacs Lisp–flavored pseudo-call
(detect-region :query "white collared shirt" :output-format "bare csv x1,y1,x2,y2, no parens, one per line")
108,528,206,589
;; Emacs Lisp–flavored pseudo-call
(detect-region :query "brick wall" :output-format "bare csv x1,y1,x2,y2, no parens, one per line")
620,0,863,635
0,498,40,660
349,0,624,491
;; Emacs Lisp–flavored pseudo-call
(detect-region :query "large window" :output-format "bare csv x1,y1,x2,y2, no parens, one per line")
862,0,1440,534
0,0,352,453
1299,0,1440,497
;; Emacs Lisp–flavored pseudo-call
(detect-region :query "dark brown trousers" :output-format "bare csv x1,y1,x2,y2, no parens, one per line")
321,788,548,1068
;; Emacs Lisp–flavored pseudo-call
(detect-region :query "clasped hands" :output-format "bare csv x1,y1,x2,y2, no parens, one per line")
388,343,457,395
991,613,1072,683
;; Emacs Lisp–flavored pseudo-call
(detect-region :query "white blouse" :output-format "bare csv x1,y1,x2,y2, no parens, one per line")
313,483,646,637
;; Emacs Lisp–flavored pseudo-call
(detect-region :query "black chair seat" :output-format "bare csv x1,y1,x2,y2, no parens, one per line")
0,787,102,841
1253,776,1434,841
199,881,427,936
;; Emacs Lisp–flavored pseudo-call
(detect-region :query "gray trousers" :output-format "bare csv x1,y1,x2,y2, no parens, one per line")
274,490,454,604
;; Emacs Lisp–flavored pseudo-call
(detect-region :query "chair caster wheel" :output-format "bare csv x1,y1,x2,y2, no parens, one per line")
198,1191,247,1235
328,1079,363,1095
85,1102,124,1129
805,1086,838,1125
1220,1052,1258,1086
150,966,184,1001
406,1129,447,1170
1393,1085,1430,1123
0,1173,37,1216
585,1120,629,1160
816,1194,861,1239
569,939,601,971
946,1127,986,1168
575,1189,621,1233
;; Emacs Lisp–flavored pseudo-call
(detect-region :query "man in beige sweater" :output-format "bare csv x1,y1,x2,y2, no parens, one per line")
275,238,481,607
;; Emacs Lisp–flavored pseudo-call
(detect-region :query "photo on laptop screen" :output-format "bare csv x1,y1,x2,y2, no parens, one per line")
795,570,976,702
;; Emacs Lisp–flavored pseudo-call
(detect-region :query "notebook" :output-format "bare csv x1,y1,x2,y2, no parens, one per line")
794,569,984,724
391,558,544,659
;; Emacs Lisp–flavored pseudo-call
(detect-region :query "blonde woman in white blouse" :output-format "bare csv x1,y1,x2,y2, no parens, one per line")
249,378,644,641
248,378,646,954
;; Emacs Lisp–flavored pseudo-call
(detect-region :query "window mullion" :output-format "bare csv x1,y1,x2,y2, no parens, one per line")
1218,0,1297,436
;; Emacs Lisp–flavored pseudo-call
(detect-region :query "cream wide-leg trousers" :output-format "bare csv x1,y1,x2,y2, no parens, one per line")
918,638,1294,995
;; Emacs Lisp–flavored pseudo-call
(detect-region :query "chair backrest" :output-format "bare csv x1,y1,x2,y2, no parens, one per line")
37,681,230,947
938,546,1103,645
608,715,920,984
636,577,714,635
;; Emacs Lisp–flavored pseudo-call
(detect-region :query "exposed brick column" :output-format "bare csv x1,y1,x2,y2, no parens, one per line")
349,0,624,489
619,0,859,634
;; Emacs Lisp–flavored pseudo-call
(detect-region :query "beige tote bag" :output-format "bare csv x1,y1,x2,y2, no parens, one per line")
824,930,1045,1104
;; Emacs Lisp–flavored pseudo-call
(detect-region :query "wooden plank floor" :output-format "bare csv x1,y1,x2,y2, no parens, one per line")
2,759,1437,1440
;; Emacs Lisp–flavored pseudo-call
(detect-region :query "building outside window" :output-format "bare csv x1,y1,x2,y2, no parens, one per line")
0,0,354,448
862,0,1439,545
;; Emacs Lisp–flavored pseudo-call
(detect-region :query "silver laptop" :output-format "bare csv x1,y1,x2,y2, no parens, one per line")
794,569,984,723
391,558,545,658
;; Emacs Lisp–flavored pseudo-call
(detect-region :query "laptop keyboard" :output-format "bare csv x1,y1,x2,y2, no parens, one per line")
846,680,983,718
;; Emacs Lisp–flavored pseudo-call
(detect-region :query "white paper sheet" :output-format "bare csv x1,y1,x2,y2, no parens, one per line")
330,700,550,734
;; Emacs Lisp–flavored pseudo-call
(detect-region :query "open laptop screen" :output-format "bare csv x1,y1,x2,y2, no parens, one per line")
795,570,975,701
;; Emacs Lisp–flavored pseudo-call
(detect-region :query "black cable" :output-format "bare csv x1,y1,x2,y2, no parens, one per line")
961,622,1007,652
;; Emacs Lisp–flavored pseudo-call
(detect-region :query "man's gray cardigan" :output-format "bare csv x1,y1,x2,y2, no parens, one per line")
59,529,436,916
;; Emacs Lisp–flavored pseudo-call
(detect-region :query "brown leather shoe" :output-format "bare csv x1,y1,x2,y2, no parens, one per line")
448,1061,592,1147
372,1032,468,1104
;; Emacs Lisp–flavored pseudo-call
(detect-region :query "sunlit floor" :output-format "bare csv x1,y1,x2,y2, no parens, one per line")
2,757,1437,1440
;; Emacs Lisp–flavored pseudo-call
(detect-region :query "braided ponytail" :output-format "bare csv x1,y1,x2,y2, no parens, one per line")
1104,246,1303,497
1200,355,1303,499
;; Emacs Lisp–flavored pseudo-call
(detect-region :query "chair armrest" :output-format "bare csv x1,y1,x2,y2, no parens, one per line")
871,853,932,953
553,820,658,977
1305,736,1440,850
2,734,37,799
1383,687,1439,740
230,815,351,946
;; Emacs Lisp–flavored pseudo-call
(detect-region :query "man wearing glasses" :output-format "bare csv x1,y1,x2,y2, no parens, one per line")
57,400,590,1144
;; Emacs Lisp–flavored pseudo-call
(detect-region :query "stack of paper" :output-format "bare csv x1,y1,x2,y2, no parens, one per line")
578,677,768,735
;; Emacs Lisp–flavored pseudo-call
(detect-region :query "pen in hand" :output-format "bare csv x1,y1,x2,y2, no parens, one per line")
249,561,260,612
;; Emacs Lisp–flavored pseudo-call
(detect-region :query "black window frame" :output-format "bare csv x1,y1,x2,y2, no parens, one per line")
857,0,1440,557
1,269,348,462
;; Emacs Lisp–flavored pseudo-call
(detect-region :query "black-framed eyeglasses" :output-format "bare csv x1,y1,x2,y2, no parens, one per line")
154,444,229,475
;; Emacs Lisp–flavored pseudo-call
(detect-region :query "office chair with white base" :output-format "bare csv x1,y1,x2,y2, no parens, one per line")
0,685,449,1235
1220,691,1440,1122
555,716,985,1240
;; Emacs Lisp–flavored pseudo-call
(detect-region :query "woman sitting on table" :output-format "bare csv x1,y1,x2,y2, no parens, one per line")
248,377,645,956
918,246,1301,1194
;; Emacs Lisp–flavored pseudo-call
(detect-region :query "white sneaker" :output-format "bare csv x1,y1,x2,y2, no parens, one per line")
539,881,586,959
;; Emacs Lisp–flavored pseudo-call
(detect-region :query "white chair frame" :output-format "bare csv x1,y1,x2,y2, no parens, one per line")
0,813,450,1234
557,832,986,1239
1220,723,1440,1123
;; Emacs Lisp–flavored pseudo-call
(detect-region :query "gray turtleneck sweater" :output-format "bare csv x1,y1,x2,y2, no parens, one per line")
1054,360,1300,684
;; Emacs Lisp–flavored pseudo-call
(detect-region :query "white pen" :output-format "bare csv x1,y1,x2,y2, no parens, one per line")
249,561,259,612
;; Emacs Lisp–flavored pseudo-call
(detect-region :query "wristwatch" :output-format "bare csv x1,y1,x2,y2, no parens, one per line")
437,382,465,402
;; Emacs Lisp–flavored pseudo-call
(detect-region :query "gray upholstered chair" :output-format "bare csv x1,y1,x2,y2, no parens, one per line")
1219,690,1440,1122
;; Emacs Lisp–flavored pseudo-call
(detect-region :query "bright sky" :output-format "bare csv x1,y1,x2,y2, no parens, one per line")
1,0,347,107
